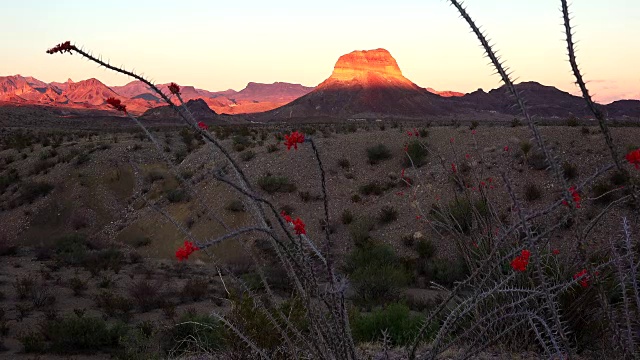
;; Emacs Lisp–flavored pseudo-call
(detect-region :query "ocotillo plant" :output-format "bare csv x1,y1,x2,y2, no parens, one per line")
46,0,640,359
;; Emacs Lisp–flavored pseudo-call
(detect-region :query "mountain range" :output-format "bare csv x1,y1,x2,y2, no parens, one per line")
1,48,638,121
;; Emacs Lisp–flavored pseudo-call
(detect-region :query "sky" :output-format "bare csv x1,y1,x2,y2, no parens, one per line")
2,0,639,104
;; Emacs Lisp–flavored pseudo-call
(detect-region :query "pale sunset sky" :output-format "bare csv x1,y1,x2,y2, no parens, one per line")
2,0,638,103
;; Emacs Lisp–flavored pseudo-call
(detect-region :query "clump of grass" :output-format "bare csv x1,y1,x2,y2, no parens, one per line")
240,150,255,162
224,199,245,212
350,302,426,345
341,209,354,225
524,183,542,202
257,174,297,194
562,161,579,180
403,140,428,167
378,205,398,224
366,144,392,165
337,158,351,169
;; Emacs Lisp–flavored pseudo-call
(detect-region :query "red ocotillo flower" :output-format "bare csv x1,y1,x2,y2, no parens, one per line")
573,269,590,288
168,82,180,95
197,121,208,130
46,41,74,54
626,148,640,169
175,240,199,261
451,163,457,173
562,186,581,208
510,249,531,272
292,218,306,235
105,97,127,114
280,210,292,223
284,131,305,150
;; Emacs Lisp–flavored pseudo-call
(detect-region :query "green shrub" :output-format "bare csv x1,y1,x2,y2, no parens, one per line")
430,198,488,235
0,168,19,193
162,310,225,355
341,209,354,225
19,181,53,203
348,216,375,247
524,183,542,202
416,239,436,259
418,257,469,288
562,161,579,180
359,181,394,196
180,277,209,302
366,144,392,165
338,158,351,169
19,332,46,353
240,150,255,162
527,151,547,170
403,140,428,167
257,174,296,194
94,290,132,320
165,188,189,203
266,144,279,153
378,205,398,224
343,243,410,307
42,314,126,354
350,302,427,345
225,199,245,212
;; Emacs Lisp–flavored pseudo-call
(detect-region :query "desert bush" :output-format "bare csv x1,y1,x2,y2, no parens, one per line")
359,181,394,196
403,140,428,167
18,181,53,204
165,188,189,203
128,280,163,312
341,209,354,225
527,150,548,170
14,275,35,300
240,150,255,161
524,183,542,202
562,161,579,180
180,277,209,302
266,143,279,153
68,276,88,297
19,331,46,353
0,168,19,193
161,309,225,355
343,243,410,307
338,158,351,169
378,205,398,224
350,302,427,346
298,190,321,202
132,236,151,248
41,314,126,354
416,239,436,259
145,170,165,183
429,198,489,235
348,216,375,247
95,290,132,320
257,174,296,194
224,199,245,212
366,144,392,164
417,256,469,288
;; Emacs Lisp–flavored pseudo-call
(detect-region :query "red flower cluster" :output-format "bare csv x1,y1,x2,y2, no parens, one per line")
451,163,457,173
280,211,306,235
626,148,640,169
175,240,199,261
280,210,292,223
284,131,305,150
197,121,208,130
552,249,560,255
106,97,127,114
46,41,74,54
562,186,581,208
293,218,306,235
168,82,180,95
573,269,590,288
510,249,531,272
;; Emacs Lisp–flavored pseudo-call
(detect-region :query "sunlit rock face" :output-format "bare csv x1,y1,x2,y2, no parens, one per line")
330,48,404,80
319,48,419,90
